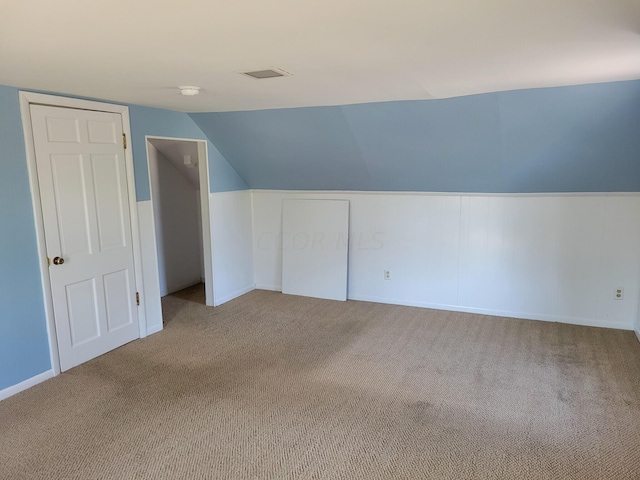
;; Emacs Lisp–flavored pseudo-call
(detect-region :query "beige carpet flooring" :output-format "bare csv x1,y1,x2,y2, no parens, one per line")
1,286,640,479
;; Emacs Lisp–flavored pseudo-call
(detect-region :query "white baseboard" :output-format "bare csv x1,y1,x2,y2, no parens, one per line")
147,324,164,336
252,288,632,330
0,370,54,402
214,285,255,306
635,329,640,343
255,284,282,292
346,294,634,331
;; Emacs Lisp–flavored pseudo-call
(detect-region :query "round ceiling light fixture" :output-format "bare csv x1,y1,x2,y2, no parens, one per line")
179,85,201,96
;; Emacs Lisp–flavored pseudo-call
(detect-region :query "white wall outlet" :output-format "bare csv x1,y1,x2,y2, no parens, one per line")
614,287,624,300
384,269,391,280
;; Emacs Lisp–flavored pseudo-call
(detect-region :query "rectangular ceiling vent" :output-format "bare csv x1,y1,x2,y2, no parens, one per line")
240,68,291,79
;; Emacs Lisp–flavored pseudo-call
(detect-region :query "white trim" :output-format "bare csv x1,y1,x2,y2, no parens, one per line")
250,187,258,290
140,134,205,143
253,286,633,330
135,201,163,332
145,136,214,309
0,370,54,402
147,323,164,336
122,109,147,339
249,189,640,198
212,189,255,197
255,285,634,331
348,294,634,331
19,91,147,376
19,94,61,375
256,284,282,292
214,285,255,306
199,142,214,307
17,92,126,112
635,258,640,343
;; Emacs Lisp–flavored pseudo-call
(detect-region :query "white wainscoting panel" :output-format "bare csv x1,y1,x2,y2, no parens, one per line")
252,191,640,330
253,192,288,290
210,191,255,306
136,200,163,335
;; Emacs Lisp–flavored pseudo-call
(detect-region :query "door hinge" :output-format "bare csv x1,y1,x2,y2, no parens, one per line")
136,292,140,306
122,133,127,150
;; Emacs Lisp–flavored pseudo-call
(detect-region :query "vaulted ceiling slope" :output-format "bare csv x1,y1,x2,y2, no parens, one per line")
1,1,639,112
190,80,640,193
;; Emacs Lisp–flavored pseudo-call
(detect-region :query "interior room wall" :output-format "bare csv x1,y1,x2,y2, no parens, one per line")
3,77,639,397
193,79,640,335
148,143,203,296
0,85,51,392
252,190,640,331
129,105,252,334
190,79,640,194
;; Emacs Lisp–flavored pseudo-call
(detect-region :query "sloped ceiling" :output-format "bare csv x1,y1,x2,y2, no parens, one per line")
149,138,201,189
190,80,640,192
1,1,639,112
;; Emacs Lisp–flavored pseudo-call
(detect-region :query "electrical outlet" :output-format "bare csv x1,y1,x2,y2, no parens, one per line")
614,287,624,300
384,270,391,280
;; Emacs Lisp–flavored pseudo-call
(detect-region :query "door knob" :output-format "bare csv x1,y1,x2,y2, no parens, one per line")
53,256,65,265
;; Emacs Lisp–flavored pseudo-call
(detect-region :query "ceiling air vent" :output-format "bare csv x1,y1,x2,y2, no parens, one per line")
240,68,291,79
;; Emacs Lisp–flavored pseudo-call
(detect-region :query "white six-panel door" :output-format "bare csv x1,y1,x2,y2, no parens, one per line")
30,105,139,372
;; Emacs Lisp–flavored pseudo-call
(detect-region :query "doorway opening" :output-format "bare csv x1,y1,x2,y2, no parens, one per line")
146,137,213,308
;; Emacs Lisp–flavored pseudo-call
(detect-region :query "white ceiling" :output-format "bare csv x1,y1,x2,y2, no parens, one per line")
1,0,639,112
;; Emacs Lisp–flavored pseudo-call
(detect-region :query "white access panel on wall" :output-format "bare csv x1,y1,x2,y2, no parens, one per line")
282,199,349,301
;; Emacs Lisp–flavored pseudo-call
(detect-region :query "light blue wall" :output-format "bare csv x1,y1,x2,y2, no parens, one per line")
191,80,640,192
129,105,247,201
0,86,51,390
192,106,373,191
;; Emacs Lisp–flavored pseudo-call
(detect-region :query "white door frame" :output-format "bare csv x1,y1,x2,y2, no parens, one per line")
145,136,214,306
19,92,147,376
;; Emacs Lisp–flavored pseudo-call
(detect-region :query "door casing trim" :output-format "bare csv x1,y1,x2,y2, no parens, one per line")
19,91,147,376
145,136,214,306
